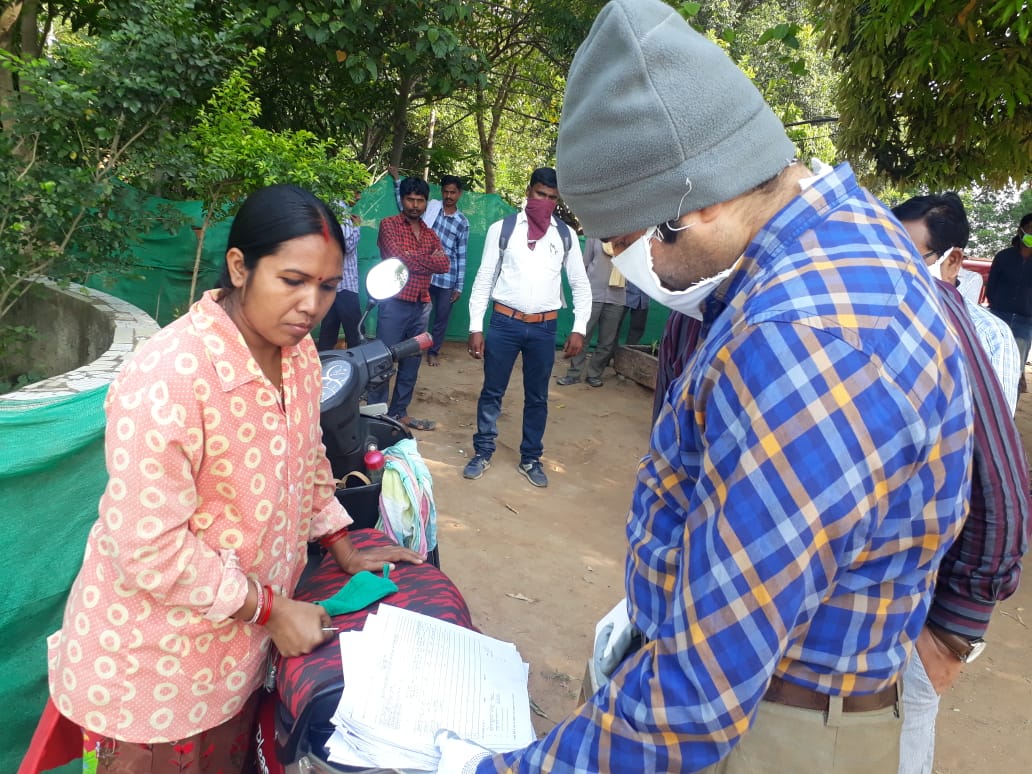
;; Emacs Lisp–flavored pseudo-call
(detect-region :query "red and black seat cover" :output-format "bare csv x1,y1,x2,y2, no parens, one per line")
273,529,474,764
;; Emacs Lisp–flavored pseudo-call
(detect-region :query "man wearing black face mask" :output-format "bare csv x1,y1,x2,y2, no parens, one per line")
463,167,591,488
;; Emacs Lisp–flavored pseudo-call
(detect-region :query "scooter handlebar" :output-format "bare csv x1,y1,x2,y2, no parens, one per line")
390,332,433,361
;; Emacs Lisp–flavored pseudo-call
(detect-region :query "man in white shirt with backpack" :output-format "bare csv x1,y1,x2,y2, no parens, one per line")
464,167,592,487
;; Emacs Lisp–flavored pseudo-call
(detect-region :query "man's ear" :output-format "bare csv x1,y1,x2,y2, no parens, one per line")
694,201,726,224
943,248,964,284
225,247,248,289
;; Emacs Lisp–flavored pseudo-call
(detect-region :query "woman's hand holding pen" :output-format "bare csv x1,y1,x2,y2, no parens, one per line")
264,594,335,657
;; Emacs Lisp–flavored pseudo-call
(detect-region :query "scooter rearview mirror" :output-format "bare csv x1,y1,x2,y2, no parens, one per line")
366,258,409,302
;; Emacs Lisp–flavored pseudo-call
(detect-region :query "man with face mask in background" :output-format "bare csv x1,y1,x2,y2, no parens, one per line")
435,1,973,772
463,167,591,488
894,194,1021,411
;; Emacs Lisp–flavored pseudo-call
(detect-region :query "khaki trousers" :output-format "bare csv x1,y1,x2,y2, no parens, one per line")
698,694,902,774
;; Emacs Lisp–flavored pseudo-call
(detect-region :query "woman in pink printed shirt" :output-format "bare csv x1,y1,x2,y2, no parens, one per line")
47,184,423,772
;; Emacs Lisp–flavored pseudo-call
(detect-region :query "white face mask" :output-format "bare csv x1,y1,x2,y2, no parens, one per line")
927,246,955,281
611,227,733,320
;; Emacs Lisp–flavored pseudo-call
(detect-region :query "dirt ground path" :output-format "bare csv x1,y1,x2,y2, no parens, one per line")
405,340,1031,771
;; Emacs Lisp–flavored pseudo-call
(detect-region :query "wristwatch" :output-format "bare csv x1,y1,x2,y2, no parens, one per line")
927,622,987,664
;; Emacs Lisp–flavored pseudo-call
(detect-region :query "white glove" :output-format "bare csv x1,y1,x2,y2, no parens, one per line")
591,597,634,689
435,729,491,774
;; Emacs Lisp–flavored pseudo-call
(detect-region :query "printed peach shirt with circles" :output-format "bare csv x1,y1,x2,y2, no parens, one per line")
47,289,352,742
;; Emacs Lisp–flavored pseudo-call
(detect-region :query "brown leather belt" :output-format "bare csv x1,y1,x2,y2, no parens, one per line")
493,302,558,324
763,675,898,713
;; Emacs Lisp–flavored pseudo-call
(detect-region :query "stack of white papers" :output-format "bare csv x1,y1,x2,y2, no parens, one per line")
325,604,536,771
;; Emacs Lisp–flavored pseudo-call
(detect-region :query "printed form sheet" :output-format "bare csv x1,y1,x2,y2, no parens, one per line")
327,604,534,770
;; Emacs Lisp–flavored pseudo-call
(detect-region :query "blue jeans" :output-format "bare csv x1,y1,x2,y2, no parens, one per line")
473,311,557,464
316,289,362,351
428,284,456,356
367,298,431,417
989,308,1032,369
899,650,938,774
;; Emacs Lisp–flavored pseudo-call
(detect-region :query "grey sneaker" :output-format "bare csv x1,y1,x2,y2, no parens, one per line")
463,454,491,480
517,460,548,488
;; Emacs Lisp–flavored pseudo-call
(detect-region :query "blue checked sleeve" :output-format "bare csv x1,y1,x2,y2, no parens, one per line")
479,316,972,773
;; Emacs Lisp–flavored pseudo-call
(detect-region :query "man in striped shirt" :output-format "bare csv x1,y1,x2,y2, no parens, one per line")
892,195,1030,774
437,2,975,772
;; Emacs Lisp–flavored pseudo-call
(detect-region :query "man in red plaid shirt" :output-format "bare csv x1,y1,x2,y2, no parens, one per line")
369,176,449,429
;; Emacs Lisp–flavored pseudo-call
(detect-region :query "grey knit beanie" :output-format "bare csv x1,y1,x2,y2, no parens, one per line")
557,0,797,238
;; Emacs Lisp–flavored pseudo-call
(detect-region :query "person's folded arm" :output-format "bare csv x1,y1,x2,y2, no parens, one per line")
413,231,449,275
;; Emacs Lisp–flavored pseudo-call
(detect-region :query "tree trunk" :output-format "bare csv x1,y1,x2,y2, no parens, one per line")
423,105,436,180
387,72,415,170
482,139,496,193
19,0,38,57
0,1,24,132
189,187,223,309
474,63,517,194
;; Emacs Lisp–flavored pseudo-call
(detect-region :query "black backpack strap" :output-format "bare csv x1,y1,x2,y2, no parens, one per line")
497,213,517,253
552,217,572,261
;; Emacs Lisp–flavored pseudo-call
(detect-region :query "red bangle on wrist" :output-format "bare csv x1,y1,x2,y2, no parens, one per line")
257,585,274,626
319,527,350,550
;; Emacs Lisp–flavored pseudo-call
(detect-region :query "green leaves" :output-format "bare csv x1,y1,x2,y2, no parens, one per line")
0,0,249,326
241,0,483,165
679,2,703,18
758,22,801,50
183,48,368,223
819,0,1032,188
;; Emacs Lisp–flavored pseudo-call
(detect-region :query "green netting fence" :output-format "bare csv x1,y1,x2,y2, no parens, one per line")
0,389,109,773
85,176,671,344
0,177,669,772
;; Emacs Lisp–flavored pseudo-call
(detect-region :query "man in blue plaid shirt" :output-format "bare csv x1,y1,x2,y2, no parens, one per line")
436,1,974,772
391,167,470,367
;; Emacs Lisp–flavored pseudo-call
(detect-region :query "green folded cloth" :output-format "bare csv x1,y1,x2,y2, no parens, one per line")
316,568,398,616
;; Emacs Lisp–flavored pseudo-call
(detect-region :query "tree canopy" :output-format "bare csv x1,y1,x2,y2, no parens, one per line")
1,0,1029,304
818,0,1032,189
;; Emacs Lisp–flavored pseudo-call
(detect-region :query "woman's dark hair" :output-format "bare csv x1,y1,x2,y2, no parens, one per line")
217,184,345,291
529,167,558,190
1012,212,1032,248
399,176,430,199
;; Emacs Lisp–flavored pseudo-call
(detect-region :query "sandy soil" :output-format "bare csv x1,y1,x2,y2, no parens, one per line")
403,340,1031,772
